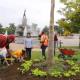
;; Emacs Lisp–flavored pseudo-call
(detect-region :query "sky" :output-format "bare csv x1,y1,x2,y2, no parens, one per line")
0,0,64,29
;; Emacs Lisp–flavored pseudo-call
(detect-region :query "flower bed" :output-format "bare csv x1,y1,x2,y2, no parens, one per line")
0,60,80,80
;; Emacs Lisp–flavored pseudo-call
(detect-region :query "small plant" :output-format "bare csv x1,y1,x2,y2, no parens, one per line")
18,60,32,74
71,64,80,73
68,70,76,76
66,60,75,66
32,68,47,77
48,63,64,78
63,71,71,77
63,70,76,77
50,70,62,77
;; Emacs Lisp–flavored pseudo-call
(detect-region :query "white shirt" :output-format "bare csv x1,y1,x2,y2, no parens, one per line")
0,47,7,58
24,38,33,48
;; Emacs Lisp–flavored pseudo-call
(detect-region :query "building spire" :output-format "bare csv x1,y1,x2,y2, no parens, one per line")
22,9,27,27
23,10,26,16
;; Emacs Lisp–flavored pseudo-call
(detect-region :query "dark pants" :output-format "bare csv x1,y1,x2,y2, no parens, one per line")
26,48,32,60
0,55,4,64
41,45,47,60
54,41,58,48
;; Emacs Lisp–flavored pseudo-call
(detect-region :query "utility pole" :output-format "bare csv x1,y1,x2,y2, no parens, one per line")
47,0,55,67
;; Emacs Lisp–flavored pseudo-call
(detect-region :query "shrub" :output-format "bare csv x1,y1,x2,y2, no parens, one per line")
50,70,62,77
18,60,32,74
32,68,47,77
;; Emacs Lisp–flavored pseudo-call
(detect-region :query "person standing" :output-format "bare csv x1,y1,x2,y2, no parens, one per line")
54,34,58,56
24,33,33,60
54,34,58,48
40,32,48,60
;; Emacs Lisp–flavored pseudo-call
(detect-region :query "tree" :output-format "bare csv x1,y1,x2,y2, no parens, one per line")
58,0,80,33
0,23,3,28
16,24,24,36
7,23,16,34
0,23,5,34
42,26,49,35
47,0,55,67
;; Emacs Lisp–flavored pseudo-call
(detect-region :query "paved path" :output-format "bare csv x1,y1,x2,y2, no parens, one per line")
10,43,41,51
58,36,80,46
10,36,80,51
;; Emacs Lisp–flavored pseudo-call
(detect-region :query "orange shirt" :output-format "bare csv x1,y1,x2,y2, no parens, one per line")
41,34,48,46
11,50,22,58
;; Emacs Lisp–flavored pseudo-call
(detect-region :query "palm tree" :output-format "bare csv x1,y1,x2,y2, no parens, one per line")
47,0,55,67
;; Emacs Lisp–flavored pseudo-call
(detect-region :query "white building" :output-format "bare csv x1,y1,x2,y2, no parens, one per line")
16,10,40,37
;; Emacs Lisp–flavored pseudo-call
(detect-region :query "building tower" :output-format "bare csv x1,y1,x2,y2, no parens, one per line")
22,10,27,28
22,10,28,36
15,10,39,37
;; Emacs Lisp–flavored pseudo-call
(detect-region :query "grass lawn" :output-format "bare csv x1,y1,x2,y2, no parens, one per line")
31,50,60,61
31,48,80,62
31,51,42,60
61,46,79,49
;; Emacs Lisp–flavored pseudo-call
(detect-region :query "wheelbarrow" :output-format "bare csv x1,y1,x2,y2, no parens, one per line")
58,48,75,60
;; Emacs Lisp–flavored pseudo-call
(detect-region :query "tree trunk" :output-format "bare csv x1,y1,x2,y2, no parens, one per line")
47,0,55,67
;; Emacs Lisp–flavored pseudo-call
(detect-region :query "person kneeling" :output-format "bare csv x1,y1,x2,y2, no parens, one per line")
10,49,25,62
0,47,10,66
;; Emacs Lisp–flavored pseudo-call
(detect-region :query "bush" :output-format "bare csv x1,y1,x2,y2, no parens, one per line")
32,68,47,77
18,60,32,74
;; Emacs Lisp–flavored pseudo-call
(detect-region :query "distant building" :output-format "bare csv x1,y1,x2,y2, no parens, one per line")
15,10,40,37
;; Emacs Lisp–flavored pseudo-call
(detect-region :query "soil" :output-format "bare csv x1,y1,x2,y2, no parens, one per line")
0,63,80,80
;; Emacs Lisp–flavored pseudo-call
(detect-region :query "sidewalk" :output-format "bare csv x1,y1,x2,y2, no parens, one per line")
10,43,41,51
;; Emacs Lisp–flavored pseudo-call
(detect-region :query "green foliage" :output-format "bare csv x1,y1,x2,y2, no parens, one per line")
66,60,75,65
50,70,62,77
0,28,5,34
32,68,47,77
31,51,42,60
57,27,64,35
17,51,80,78
63,70,76,77
18,60,32,74
63,59,80,77
0,24,5,34
48,62,63,77
60,0,67,3
33,59,41,62
71,64,80,73
16,24,23,36
49,58,80,78
63,64,80,77
58,0,80,33
49,61,80,78
7,23,16,34
63,72,70,77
